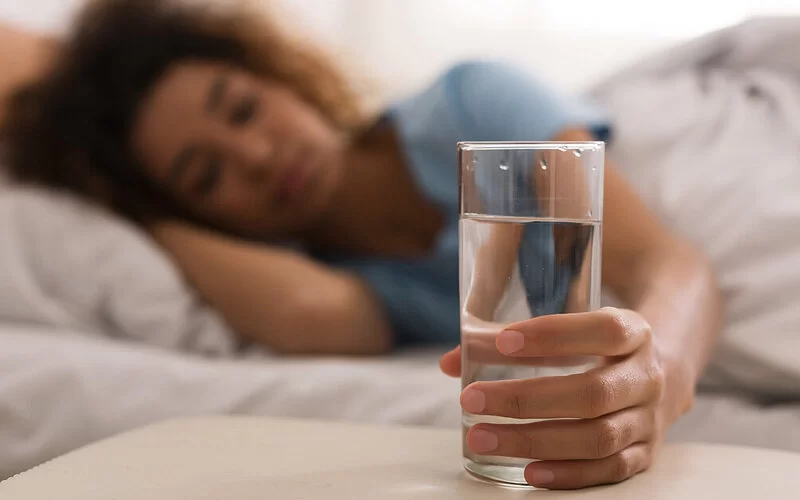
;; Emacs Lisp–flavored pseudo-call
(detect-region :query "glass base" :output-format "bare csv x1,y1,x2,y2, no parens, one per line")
463,457,534,487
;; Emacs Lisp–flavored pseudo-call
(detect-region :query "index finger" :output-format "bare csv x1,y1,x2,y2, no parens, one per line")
498,307,651,357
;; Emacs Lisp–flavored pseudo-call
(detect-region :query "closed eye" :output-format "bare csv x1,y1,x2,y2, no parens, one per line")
229,94,259,127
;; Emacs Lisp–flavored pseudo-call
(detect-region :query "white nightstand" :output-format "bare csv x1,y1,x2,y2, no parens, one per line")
1,416,798,499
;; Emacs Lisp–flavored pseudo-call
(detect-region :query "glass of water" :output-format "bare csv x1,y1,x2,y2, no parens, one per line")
458,141,605,486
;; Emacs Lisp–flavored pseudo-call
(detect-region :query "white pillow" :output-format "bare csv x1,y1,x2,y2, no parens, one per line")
0,0,85,35
590,19,800,398
0,186,237,356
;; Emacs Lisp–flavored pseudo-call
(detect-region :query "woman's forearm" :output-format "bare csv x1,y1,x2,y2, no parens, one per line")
152,223,392,355
584,144,723,419
628,240,723,418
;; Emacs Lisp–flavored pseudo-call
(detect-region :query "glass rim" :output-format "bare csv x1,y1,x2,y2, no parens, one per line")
457,141,604,151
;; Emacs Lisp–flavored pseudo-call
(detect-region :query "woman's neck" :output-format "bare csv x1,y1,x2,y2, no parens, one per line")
305,122,443,257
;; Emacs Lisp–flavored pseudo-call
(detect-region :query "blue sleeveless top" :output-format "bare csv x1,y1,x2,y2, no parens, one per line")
318,61,609,345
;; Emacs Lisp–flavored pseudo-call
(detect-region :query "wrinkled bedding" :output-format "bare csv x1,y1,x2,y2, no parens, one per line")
591,17,800,398
2,323,800,480
0,325,460,478
2,17,800,479
0,188,237,357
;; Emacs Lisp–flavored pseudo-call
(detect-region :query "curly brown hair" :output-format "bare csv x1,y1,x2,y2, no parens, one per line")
0,0,364,222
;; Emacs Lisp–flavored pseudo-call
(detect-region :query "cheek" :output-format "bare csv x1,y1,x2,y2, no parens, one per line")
282,103,339,147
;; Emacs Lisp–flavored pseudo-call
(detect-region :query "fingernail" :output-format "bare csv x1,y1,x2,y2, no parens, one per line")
469,429,498,453
461,388,486,413
496,330,525,354
527,467,555,486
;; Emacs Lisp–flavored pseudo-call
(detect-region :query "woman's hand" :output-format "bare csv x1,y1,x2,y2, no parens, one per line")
441,307,695,490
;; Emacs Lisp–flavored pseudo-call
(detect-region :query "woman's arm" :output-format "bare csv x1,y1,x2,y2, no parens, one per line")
0,23,57,122
152,222,393,355
539,128,722,415
593,128,722,418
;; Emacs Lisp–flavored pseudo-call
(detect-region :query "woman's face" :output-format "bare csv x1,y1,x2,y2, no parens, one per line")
132,60,347,237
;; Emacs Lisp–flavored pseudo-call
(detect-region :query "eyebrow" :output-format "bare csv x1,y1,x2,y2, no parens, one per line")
169,145,199,186
206,73,228,114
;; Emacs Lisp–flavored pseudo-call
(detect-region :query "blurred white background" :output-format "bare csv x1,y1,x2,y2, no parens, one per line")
3,0,800,99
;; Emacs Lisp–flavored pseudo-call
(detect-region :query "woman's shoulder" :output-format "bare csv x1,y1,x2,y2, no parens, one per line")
388,58,608,145
440,59,555,100
387,60,547,138
389,59,531,111
436,59,609,142
438,59,535,88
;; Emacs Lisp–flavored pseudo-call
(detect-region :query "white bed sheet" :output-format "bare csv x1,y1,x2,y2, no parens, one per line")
0,323,459,479
3,322,800,480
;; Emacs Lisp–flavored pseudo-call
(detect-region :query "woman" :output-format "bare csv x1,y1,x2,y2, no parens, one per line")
0,0,720,489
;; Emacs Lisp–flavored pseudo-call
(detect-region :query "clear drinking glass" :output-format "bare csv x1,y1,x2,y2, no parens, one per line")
458,141,605,486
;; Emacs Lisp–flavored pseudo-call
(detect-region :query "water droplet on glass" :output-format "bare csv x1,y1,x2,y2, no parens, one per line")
540,159,548,170
592,165,597,171
558,146,568,152
499,163,509,171
573,150,583,158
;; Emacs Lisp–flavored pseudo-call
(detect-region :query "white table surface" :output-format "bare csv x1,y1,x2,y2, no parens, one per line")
1,416,798,499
